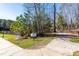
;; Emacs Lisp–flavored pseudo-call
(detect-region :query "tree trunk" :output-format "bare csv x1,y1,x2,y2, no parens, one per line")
53,3,56,32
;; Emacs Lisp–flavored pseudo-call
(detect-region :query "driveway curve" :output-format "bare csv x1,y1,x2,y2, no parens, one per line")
0,37,79,56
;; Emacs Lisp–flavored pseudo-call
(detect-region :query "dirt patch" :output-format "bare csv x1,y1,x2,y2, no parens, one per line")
27,38,53,49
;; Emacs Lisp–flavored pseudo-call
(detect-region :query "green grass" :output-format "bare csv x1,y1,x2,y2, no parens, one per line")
0,34,53,48
73,51,79,56
68,37,79,56
70,37,79,43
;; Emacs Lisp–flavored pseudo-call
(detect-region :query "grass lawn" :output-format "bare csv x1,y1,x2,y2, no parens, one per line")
67,37,79,56
0,34,53,48
70,37,79,43
73,51,79,56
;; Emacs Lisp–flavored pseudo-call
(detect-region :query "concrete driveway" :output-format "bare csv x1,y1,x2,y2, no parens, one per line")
0,37,79,56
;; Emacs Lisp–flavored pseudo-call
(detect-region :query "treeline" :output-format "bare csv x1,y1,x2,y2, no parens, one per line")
10,3,79,37
0,19,14,31
1,3,79,37
56,4,79,32
10,3,53,37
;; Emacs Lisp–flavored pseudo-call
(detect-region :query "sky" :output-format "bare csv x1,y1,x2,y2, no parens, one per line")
0,3,60,21
0,3,23,21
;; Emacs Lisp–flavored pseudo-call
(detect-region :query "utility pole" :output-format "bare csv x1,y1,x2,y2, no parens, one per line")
53,3,56,32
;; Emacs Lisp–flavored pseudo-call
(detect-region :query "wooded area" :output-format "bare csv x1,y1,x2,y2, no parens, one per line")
1,3,79,38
